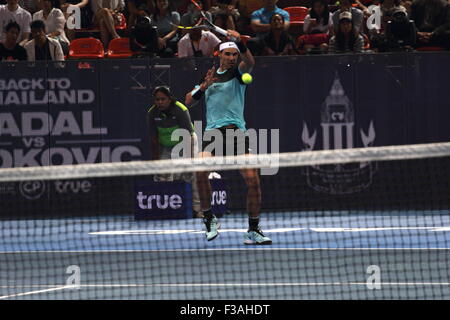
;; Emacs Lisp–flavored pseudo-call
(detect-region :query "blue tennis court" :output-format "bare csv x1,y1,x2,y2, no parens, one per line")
1,210,450,299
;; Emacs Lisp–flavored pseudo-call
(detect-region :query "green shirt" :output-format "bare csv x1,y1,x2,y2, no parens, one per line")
147,101,194,147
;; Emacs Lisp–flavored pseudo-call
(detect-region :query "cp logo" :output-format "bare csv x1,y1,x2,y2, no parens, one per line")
19,181,46,200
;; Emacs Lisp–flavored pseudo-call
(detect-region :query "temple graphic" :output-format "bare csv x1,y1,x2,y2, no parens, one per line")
301,73,376,194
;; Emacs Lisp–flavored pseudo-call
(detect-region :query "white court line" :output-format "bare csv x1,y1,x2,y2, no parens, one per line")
2,283,450,290
0,285,73,300
2,248,450,254
88,226,450,235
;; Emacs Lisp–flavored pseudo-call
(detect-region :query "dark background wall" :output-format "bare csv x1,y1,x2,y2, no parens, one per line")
0,52,449,218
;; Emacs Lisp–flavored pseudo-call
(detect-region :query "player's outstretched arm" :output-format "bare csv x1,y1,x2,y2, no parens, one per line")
185,66,218,107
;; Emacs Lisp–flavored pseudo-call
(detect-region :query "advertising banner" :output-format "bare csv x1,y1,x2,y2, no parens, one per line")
1,53,449,218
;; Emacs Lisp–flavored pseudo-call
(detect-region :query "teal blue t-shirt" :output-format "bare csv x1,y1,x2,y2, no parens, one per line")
204,66,247,131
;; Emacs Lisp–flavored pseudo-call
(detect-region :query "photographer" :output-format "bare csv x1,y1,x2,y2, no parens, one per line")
385,7,416,51
177,21,221,58
130,15,158,55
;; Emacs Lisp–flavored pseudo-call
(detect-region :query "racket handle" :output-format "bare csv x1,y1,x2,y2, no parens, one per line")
213,25,238,42
212,25,227,36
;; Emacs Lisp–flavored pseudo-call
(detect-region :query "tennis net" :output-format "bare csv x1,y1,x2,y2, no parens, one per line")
0,142,449,300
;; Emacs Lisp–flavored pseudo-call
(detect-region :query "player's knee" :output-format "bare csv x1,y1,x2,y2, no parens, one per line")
196,171,209,181
245,174,260,189
198,151,213,158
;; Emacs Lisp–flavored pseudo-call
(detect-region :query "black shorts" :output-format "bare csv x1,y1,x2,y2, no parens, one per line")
201,126,250,156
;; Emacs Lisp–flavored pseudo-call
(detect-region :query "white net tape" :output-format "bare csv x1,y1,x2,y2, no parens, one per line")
1,142,449,182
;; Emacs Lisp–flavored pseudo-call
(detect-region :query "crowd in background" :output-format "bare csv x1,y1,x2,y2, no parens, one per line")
0,0,449,61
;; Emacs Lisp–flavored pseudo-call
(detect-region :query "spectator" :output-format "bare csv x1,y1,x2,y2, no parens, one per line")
0,0,32,46
332,0,364,33
410,0,450,49
33,0,69,55
19,0,40,14
250,0,289,37
151,0,180,57
260,13,295,55
24,19,65,60
127,0,151,29
0,21,27,60
297,0,333,53
177,22,221,57
247,0,289,55
91,0,124,48
209,0,239,32
329,11,365,53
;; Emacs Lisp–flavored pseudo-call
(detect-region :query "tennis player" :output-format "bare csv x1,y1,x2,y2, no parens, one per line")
185,30,272,245
147,86,203,218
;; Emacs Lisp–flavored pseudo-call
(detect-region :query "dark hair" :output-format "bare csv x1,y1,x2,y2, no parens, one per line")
270,13,285,24
153,86,176,102
153,0,174,22
4,21,20,33
336,19,357,51
310,0,330,26
43,0,61,9
30,20,46,32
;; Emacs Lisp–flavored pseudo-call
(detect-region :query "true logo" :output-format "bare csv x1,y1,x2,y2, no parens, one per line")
136,192,183,210
211,190,227,206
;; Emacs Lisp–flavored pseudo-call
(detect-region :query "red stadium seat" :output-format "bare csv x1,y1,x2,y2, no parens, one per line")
284,6,309,25
284,6,309,36
107,38,133,58
69,38,105,59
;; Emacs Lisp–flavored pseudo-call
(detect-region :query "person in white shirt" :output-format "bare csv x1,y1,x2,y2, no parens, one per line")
303,0,333,35
177,27,221,58
0,0,32,46
33,0,69,54
298,0,333,52
24,19,65,60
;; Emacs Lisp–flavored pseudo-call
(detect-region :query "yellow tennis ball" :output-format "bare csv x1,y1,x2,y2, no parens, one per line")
241,73,253,84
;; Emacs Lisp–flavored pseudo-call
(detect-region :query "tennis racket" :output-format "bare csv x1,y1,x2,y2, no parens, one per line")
171,18,211,31
189,0,229,37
